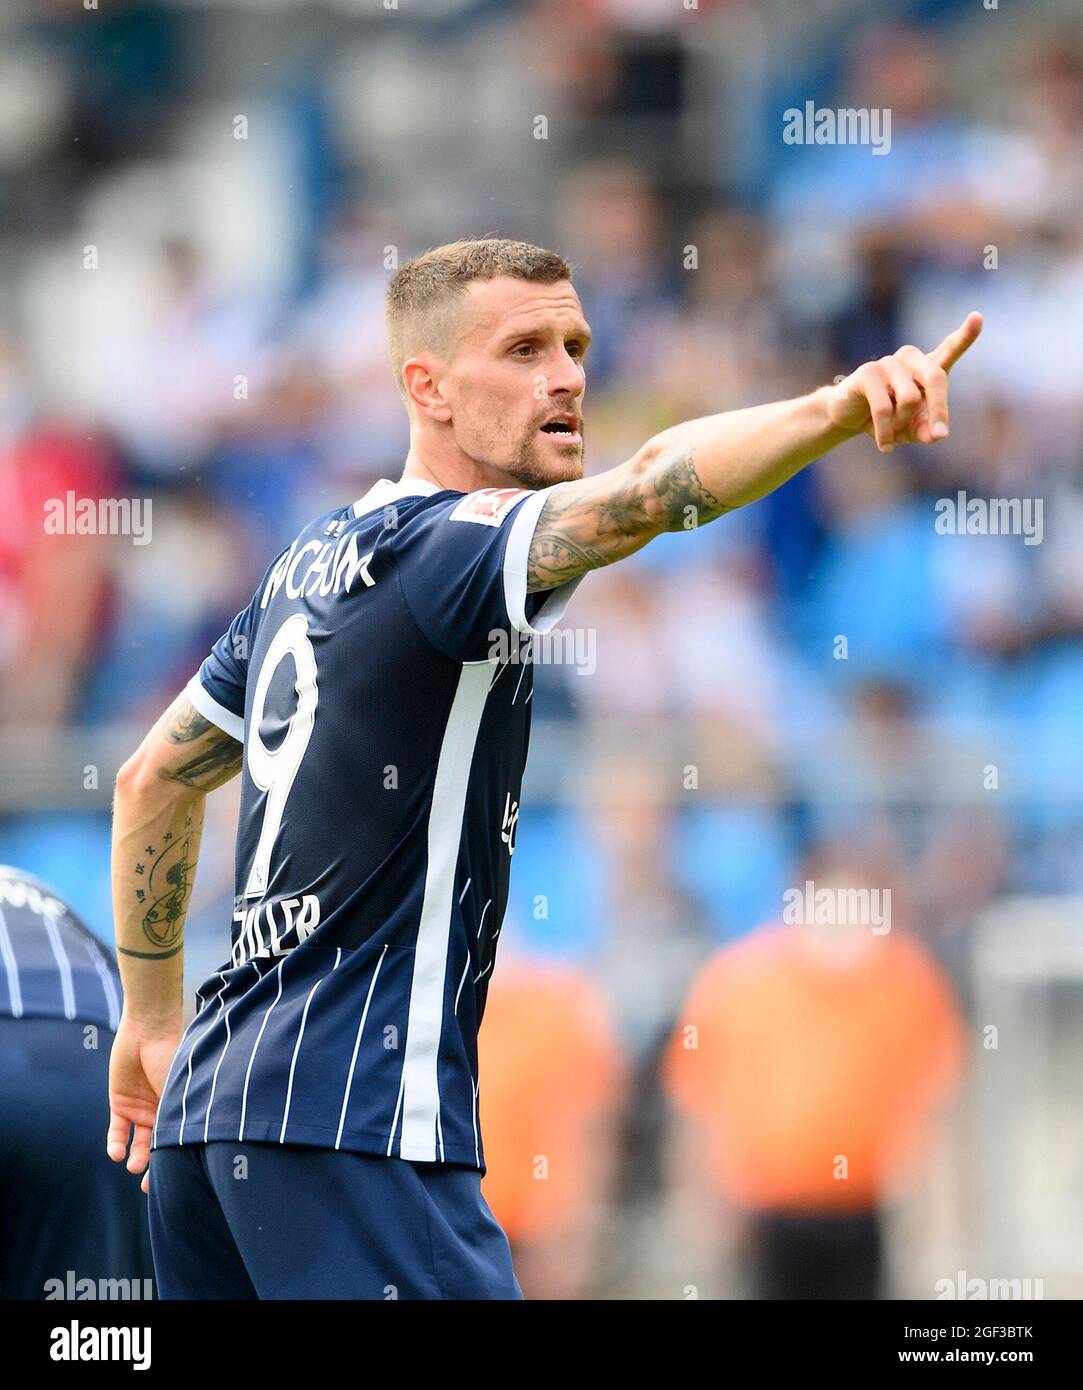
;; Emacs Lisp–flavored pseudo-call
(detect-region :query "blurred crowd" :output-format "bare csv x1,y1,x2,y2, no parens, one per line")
2,0,1082,1296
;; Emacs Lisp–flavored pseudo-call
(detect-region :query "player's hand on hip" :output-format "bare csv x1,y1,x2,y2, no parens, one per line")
825,311,983,452
107,1017,181,1195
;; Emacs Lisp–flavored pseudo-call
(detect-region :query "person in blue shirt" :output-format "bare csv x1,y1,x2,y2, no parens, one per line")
106,237,980,1299
0,865,152,1300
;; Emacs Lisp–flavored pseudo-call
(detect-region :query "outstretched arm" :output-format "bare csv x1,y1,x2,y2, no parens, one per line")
527,312,983,591
107,692,242,1189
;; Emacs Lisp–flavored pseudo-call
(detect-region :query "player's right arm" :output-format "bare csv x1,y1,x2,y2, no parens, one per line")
107,691,243,1190
527,313,982,591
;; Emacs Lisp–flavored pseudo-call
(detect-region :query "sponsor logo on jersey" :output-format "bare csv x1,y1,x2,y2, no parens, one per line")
449,488,530,527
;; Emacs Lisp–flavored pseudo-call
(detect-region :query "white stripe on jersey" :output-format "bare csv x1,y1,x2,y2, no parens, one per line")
203,963,258,1141
0,907,23,1017
279,948,342,1143
334,944,388,1150
179,974,228,1144
82,936,121,1030
471,1077,480,1169
397,662,493,1163
42,911,76,1020
386,1074,405,1158
239,962,286,1140
453,954,471,1016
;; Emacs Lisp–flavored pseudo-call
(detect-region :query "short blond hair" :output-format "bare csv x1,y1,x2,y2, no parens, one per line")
385,238,572,399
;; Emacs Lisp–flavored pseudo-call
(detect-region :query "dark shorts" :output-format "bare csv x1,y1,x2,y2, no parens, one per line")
0,1016,153,1300
149,1140,522,1300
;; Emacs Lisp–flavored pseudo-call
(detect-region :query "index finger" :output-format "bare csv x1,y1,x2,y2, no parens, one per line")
929,311,983,373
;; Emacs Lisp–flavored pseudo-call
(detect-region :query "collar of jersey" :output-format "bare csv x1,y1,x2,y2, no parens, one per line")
351,476,443,518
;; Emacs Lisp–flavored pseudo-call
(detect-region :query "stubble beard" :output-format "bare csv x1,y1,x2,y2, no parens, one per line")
501,426,584,491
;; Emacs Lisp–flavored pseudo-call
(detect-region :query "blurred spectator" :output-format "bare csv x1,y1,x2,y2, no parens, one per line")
587,760,713,1236
0,382,119,728
478,957,625,1299
664,848,966,1298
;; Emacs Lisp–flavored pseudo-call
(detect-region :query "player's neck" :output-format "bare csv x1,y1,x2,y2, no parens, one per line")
400,444,526,496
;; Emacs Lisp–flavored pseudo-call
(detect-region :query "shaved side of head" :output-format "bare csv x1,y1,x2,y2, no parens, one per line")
385,238,572,401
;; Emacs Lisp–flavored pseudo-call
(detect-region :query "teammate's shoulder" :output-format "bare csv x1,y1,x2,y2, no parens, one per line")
0,865,82,926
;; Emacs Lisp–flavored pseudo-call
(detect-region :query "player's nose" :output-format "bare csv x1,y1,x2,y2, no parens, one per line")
547,347,586,397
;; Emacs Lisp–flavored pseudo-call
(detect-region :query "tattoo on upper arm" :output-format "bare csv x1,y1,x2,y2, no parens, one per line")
526,444,732,591
159,699,243,791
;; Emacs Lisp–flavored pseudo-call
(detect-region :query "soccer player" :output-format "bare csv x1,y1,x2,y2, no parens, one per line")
106,238,981,1299
0,865,152,1300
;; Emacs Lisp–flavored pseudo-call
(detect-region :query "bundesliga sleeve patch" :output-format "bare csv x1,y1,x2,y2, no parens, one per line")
449,487,531,527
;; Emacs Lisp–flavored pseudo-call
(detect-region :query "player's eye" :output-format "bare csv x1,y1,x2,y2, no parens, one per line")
511,342,537,358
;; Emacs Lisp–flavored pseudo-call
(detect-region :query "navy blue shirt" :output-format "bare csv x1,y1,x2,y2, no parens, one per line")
152,479,580,1168
0,866,122,1031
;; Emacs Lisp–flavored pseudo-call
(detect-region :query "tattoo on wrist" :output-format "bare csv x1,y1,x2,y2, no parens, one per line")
117,941,184,961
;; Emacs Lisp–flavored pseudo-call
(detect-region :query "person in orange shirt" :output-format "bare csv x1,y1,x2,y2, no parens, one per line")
478,954,625,1299
664,849,966,1299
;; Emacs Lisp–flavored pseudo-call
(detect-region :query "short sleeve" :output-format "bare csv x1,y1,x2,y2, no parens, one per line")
392,485,583,662
184,597,260,742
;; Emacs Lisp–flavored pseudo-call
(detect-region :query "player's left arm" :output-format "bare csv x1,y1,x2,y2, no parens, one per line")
527,312,983,590
107,691,242,1190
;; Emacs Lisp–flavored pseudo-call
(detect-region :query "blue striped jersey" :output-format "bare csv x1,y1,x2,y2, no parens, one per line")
151,478,580,1169
0,865,122,1031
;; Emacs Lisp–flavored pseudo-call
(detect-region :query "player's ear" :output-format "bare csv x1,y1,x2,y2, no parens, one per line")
402,356,452,423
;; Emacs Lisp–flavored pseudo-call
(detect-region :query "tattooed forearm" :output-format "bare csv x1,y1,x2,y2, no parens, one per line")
134,814,201,951
111,690,232,1015
527,443,732,591
527,389,850,591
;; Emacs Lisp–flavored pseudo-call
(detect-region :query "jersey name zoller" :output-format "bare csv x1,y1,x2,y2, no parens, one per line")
231,894,321,967
260,533,376,609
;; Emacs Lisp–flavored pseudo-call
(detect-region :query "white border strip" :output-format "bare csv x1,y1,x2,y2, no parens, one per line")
502,486,585,635
397,662,492,1162
184,673,245,743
